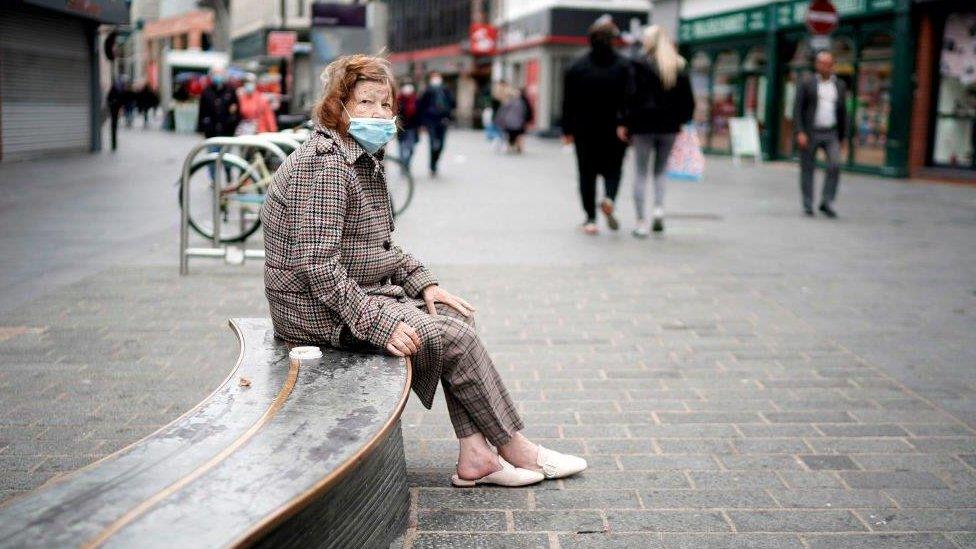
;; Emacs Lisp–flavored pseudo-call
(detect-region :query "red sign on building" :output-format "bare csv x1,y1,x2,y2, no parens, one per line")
469,23,498,56
267,31,297,58
805,0,839,35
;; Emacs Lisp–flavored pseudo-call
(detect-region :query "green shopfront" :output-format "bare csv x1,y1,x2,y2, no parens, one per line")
678,0,912,177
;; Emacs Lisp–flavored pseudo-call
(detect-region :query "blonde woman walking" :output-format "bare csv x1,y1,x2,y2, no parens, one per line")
619,25,694,236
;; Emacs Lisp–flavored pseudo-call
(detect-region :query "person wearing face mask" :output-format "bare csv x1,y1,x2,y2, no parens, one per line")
417,71,456,177
235,74,277,135
196,67,239,138
261,55,587,488
396,82,420,172
561,15,632,235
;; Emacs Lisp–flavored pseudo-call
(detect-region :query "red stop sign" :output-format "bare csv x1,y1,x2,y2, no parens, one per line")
806,0,839,35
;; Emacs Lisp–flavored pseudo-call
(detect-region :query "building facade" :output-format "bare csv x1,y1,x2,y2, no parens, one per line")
387,0,480,126
653,0,974,180
0,0,129,162
229,0,387,117
386,0,650,132
492,0,649,134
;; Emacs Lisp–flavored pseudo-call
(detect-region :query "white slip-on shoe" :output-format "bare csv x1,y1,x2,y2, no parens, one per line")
537,445,588,479
451,457,545,488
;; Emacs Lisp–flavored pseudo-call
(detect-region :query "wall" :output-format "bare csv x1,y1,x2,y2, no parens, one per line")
503,0,651,21
650,0,680,39
679,0,769,18
909,11,934,176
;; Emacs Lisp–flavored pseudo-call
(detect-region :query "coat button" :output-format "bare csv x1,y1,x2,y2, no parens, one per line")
383,240,391,250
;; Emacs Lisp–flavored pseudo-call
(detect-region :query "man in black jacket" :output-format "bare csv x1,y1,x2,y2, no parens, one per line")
196,68,239,138
793,50,848,218
561,16,632,234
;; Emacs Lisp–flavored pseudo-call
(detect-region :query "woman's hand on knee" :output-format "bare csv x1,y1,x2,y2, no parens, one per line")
423,286,475,318
386,321,422,357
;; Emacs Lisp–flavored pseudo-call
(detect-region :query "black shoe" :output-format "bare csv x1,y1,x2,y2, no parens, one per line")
652,217,664,233
804,207,815,217
819,204,837,218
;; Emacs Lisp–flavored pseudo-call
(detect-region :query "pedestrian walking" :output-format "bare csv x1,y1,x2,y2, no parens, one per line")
397,82,421,171
794,50,848,218
106,79,125,151
621,25,694,236
482,82,505,152
561,15,632,235
196,68,239,139
494,84,530,154
417,72,455,178
135,82,160,129
122,81,137,129
261,54,587,488
236,74,277,135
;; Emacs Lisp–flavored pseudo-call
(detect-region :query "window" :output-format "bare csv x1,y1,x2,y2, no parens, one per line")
853,32,893,167
743,46,768,126
710,50,740,152
690,52,712,144
932,12,976,168
832,36,855,162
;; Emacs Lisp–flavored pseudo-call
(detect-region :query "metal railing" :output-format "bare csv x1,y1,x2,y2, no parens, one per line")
179,135,288,275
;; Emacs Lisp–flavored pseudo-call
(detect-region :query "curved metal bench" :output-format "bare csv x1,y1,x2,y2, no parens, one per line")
0,318,411,548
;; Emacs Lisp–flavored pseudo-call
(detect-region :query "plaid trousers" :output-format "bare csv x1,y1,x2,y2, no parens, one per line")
341,301,523,446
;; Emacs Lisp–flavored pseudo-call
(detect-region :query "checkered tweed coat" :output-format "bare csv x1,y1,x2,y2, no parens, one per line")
262,125,443,408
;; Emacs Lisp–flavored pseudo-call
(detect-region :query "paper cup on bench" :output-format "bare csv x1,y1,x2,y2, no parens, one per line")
289,346,323,360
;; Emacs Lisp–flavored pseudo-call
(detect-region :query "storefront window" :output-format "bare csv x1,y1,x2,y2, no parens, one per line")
743,47,768,127
710,50,740,152
932,12,976,168
832,36,855,163
853,33,893,167
690,52,712,145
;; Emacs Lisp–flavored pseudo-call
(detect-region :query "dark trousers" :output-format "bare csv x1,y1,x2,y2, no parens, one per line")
426,123,448,173
575,138,625,222
109,109,120,151
398,127,418,171
799,129,841,210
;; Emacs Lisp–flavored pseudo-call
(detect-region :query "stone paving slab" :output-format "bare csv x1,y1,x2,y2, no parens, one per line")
1,129,974,547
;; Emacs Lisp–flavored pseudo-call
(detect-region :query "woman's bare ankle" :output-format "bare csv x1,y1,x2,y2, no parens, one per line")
456,433,502,480
498,433,541,472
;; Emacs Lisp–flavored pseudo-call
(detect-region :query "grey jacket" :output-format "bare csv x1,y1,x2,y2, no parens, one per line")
793,74,848,141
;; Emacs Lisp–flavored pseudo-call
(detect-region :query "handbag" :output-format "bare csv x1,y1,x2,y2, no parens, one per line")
665,124,705,182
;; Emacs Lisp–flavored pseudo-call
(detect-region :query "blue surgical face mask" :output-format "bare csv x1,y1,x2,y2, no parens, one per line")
344,105,397,154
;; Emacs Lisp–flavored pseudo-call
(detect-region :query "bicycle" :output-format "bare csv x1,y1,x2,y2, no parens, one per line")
179,135,415,243
178,145,277,243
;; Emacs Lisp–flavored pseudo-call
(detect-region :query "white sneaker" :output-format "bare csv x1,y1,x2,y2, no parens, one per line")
632,219,651,238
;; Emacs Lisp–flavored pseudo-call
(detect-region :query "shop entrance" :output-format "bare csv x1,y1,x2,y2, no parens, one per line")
777,26,894,170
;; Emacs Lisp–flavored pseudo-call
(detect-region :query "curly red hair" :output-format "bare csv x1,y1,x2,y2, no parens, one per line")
313,54,398,135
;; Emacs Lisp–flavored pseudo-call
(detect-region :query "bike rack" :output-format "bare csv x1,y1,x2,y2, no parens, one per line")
179,135,288,275
256,132,303,153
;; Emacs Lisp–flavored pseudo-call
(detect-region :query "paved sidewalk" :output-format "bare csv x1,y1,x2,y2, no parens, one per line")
0,128,974,547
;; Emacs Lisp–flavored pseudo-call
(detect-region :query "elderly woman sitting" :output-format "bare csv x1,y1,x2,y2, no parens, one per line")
261,55,586,487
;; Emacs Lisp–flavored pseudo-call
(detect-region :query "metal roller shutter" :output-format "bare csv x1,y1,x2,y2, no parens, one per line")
0,8,92,161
